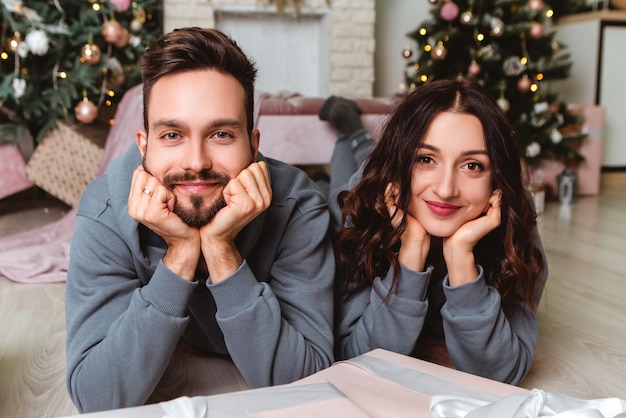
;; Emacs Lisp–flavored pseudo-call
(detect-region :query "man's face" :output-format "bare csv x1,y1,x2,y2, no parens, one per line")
137,69,259,227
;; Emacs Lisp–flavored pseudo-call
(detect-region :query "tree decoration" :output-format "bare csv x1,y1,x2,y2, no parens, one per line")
81,38,102,66
528,0,545,12
460,10,474,25
0,0,162,144
74,95,98,124
467,60,481,76
403,0,589,167
440,1,460,21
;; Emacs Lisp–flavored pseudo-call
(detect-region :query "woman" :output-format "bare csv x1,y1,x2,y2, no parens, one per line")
328,78,547,385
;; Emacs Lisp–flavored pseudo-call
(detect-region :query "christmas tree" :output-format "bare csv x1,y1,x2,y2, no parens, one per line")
0,0,162,144
402,0,588,169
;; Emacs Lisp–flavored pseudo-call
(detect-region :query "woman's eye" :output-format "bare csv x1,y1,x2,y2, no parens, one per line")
417,156,433,164
465,162,484,171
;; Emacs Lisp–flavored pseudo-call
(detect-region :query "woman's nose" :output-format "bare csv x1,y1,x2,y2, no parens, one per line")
432,168,459,198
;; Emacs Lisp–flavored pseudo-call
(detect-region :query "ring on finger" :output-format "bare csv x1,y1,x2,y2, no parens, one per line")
142,188,152,196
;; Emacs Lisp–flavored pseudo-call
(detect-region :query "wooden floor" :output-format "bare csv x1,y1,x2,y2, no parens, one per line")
0,182,625,417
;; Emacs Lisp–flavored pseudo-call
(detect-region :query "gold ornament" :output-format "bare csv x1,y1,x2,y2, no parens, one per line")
74,98,98,124
431,42,447,60
80,43,101,65
460,11,474,25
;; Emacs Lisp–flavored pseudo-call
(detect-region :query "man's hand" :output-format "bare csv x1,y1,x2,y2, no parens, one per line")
128,166,201,281
200,161,272,283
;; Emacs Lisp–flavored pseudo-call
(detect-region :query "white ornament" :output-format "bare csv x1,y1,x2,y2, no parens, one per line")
526,142,541,158
17,41,29,58
550,129,563,144
12,77,26,99
502,56,526,76
25,29,49,56
534,101,549,114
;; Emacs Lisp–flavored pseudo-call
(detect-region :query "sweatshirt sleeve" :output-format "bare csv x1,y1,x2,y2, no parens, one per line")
441,229,548,385
335,263,433,360
207,201,335,388
65,213,197,413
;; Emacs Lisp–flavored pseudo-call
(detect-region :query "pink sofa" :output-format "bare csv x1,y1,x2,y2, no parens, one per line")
254,94,394,165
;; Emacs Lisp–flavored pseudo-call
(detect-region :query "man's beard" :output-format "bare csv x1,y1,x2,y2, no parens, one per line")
143,160,230,228
164,170,230,228
173,193,227,228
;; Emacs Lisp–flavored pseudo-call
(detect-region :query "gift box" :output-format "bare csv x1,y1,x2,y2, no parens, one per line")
24,121,109,207
539,104,605,199
0,142,33,200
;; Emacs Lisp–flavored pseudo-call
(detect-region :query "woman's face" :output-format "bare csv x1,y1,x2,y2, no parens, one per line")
407,111,493,238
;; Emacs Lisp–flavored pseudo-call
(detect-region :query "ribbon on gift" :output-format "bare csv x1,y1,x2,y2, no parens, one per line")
430,388,626,418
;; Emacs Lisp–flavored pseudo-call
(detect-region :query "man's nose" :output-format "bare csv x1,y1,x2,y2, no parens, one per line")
181,140,211,172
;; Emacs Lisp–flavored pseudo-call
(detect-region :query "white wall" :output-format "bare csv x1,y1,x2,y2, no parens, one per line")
163,0,375,97
373,0,430,97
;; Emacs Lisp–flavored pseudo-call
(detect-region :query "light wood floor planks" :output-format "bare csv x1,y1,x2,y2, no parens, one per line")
0,184,625,417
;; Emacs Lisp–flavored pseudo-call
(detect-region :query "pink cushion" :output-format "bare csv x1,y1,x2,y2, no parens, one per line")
260,96,395,116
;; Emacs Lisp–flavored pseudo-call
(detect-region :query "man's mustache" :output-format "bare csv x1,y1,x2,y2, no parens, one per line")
162,170,230,190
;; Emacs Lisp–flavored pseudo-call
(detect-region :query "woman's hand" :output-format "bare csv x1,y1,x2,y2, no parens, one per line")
443,189,502,286
385,183,430,272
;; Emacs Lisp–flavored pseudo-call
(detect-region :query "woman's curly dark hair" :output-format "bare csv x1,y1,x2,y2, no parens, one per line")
335,78,544,312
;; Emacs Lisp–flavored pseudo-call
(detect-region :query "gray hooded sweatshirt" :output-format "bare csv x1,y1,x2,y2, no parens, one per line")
65,144,335,413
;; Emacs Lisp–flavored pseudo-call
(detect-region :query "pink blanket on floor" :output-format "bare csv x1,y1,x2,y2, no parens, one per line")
0,84,145,283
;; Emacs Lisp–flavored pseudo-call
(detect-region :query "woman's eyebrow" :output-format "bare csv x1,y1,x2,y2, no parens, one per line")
418,143,488,156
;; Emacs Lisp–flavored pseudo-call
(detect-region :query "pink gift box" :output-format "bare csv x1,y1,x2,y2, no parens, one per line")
538,105,605,198
0,143,33,200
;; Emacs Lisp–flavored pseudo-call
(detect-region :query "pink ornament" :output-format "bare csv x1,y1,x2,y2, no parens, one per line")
75,99,98,124
529,22,545,39
440,1,460,22
528,0,544,12
113,28,130,48
109,0,131,12
517,75,532,92
468,61,481,76
102,20,123,44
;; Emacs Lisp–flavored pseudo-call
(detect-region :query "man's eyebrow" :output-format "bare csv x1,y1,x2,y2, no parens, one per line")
150,118,243,130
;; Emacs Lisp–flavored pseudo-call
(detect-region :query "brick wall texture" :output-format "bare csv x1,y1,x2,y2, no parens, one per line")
163,0,376,96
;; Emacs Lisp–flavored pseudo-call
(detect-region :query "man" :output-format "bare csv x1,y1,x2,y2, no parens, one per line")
65,27,335,413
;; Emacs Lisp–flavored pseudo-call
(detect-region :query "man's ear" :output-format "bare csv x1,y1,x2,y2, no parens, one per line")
250,129,260,160
136,129,148,157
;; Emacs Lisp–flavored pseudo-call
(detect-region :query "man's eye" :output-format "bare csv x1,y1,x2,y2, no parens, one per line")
215,131,232,139
165,132,180,140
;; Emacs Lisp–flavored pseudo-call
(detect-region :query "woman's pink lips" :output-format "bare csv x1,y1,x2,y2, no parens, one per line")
425,200,461,217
